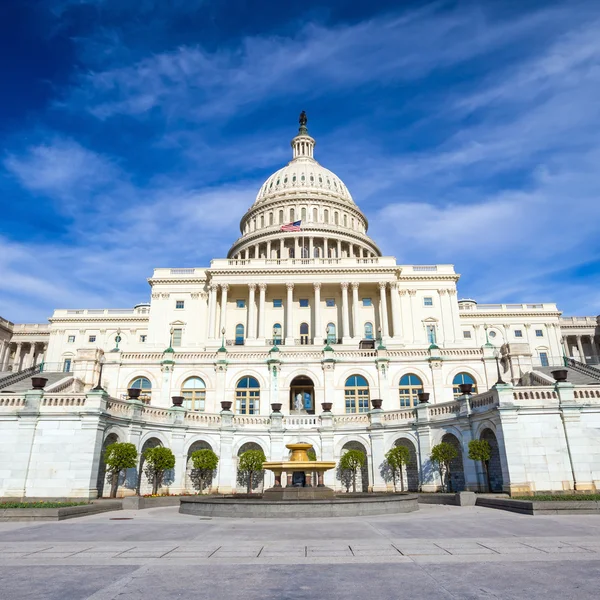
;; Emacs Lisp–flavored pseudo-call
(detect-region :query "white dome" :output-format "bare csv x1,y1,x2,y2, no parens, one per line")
255,157,354,205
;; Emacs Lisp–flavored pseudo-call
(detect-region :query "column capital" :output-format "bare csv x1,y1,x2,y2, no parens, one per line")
398,288,407,296
351,281,360,290
210,283,219,292
220,284,229,292
248,283,257,291
437,288,448,295
313,282,321,290
408,289,417,296
258,282,268,291
378,281,388,290
390,281,399,290
447,288,457,296
286,282,294,291
340,282,349,291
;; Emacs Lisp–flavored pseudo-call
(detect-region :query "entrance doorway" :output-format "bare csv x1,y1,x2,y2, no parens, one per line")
289,376,315,414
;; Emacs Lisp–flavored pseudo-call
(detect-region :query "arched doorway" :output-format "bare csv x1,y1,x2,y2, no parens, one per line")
393,438,419,491
236,442,265,493
441,433,465,492
289,375,315,414
185,440,214,493
96,433,118,498
481,429,504,492
137,437,162,495
338,441,369,493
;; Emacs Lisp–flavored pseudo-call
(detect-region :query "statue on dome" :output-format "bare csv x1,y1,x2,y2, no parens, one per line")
299,110,307,127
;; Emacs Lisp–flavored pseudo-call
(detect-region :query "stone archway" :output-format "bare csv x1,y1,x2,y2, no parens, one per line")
185,440,214,493
137,437,162,495
96,433,118,498
289,375,315,414
338,441,369,493
393,438,419,492
481,429,504,492
441,433,465,492
236,442,265,494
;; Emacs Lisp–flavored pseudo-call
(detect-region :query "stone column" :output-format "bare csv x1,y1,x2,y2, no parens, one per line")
219,284,229,337
336,239,341,259
323,237,329,258
0,341,8,371
390,282,401,340
258,283,267,340
341,282,350,342
294,237,299,259
247,284,256,340
351,282,360,340
285,282,295,345
313,283,322,344
208,284,218,340
563,336,570,357
12,342,22,372
576,336,585,363
349,243,354,258
26,344,36,368
408,290,417,342
309,237,314,259
378,283,389,339
279,238,284,259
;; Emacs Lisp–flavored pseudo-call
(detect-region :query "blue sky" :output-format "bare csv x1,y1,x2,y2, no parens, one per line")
1,0,600,322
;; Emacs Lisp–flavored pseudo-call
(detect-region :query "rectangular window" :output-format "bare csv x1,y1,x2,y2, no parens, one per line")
423,297,433,306
175,300,185,309
362,298,372,307
535,329,544,337
88,335,96,343
273,299,283,308
463,331,471,339
325,298,335,307
539,352,549,367
67,335,75,343
236,299,246,308
172,328,182,347
63,359,72,372
426,325,436,344
299,298,309,308
514,330,523,338
139,335,147,342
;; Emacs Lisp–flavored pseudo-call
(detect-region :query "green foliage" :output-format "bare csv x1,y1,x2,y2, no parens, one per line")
144,447,176,495
385,445,411,492
190,449,219,493
104,442,138,498
339,449,366,493
0,501,88,508
430,442,459,492
238,449,266,493
468,439,492,463
307,448,317,461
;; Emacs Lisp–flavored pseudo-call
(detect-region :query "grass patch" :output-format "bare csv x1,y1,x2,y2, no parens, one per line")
0,501,88,509
513,494,600,502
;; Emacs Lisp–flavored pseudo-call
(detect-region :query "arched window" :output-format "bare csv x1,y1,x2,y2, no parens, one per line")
453,373,477,398
235,324,245,346
313,207,318,222
345,375,370,413
236,376,260,414
399,374,423,407
301,207,306,221
182,377,206,411
326,323,336,344
290,208,295,221
343,214,347,227
269,212,274,225
129,376,152,403
334,212,339,225
324,209,329,223
300,322,309,345
273,323,282,345
364,322,374,340
278,210,284,224
260,214,264,228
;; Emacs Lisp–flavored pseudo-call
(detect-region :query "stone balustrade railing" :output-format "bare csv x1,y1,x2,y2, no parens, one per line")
282,415,319,427
428,401,461,418
381,408,417,422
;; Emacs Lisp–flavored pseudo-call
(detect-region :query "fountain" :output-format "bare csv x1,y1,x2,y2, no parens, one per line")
262,443,336,500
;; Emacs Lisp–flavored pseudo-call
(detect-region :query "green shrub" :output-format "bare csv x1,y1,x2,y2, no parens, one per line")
385,445,411,492
190,449,219,493
104,442,138,498
238,449,266,494
339,449,366,493
430,442,458,492
468,439,492,492
143,447,176,495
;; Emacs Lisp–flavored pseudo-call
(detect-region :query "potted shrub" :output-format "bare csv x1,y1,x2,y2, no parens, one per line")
551,369,568,382
270,403,282,413
371,399,383,409
459,383,473,395
417,392,430,403
171,396,184,407
128,388,141,399
221,401,233,411
321,402,333,412
31,377,48,390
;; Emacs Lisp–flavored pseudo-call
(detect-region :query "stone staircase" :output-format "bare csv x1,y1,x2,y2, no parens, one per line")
0,371,73,393
534,365,600,385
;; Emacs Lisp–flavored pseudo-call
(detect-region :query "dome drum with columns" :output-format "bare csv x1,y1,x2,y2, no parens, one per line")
228,113,380,260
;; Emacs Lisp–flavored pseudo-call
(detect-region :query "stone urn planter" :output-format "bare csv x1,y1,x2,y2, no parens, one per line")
271,403,282,413
551,369,569,382
371,398,383,409
221,401,233,411
171,396,184,407
127,388,141,399
417,392,430,404
459,383,473,395
31,377,48,390
321,402,333,412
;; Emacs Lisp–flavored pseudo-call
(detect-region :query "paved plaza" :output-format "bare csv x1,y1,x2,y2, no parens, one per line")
0,504,599,599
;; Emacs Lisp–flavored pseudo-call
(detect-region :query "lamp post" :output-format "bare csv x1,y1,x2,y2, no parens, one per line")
493,349,506,385
169,327,174,349
111,328,122,352
220,327,226,350
92,354,106,391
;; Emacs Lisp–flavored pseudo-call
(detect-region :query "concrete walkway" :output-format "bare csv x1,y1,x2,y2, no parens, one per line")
0,504,599,599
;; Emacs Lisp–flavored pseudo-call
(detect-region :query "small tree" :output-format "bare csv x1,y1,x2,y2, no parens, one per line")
104,443,137,498
143,447,176,495
430,442,458,492
468,439,492,492
190,449,219,493
385,445,411,492
339,449,366,493
238,449,266,494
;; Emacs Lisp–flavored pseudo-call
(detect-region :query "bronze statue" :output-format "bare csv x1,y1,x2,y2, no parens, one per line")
299,110,307,127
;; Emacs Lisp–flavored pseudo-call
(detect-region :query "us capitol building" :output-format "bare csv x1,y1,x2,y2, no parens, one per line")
0,114,599,499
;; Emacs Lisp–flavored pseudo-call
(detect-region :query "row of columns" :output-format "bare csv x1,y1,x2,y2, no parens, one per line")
0,341,47,372
563,335,600,364
206,281,407,344
233,236,376,260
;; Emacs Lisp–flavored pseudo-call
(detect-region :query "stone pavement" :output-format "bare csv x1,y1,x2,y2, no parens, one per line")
0,504,599,599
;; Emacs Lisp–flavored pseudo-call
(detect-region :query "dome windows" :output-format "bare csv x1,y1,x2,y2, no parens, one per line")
293,175,296,183
301,174,305,182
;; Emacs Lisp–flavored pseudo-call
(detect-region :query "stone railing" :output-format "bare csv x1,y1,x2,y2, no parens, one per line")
333,414,371,426
512,388,557,401
233,415,272,427
381,409,417,423
469,392,497,411
41,394,86,407
572,387,600,401
139,405,172,422
184,412,222,426
0,396,26,407
283,415,320,428
105,398,133,417
428,401,461,418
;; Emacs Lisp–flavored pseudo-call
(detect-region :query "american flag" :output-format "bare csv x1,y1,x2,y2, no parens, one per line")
281,220,302,232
